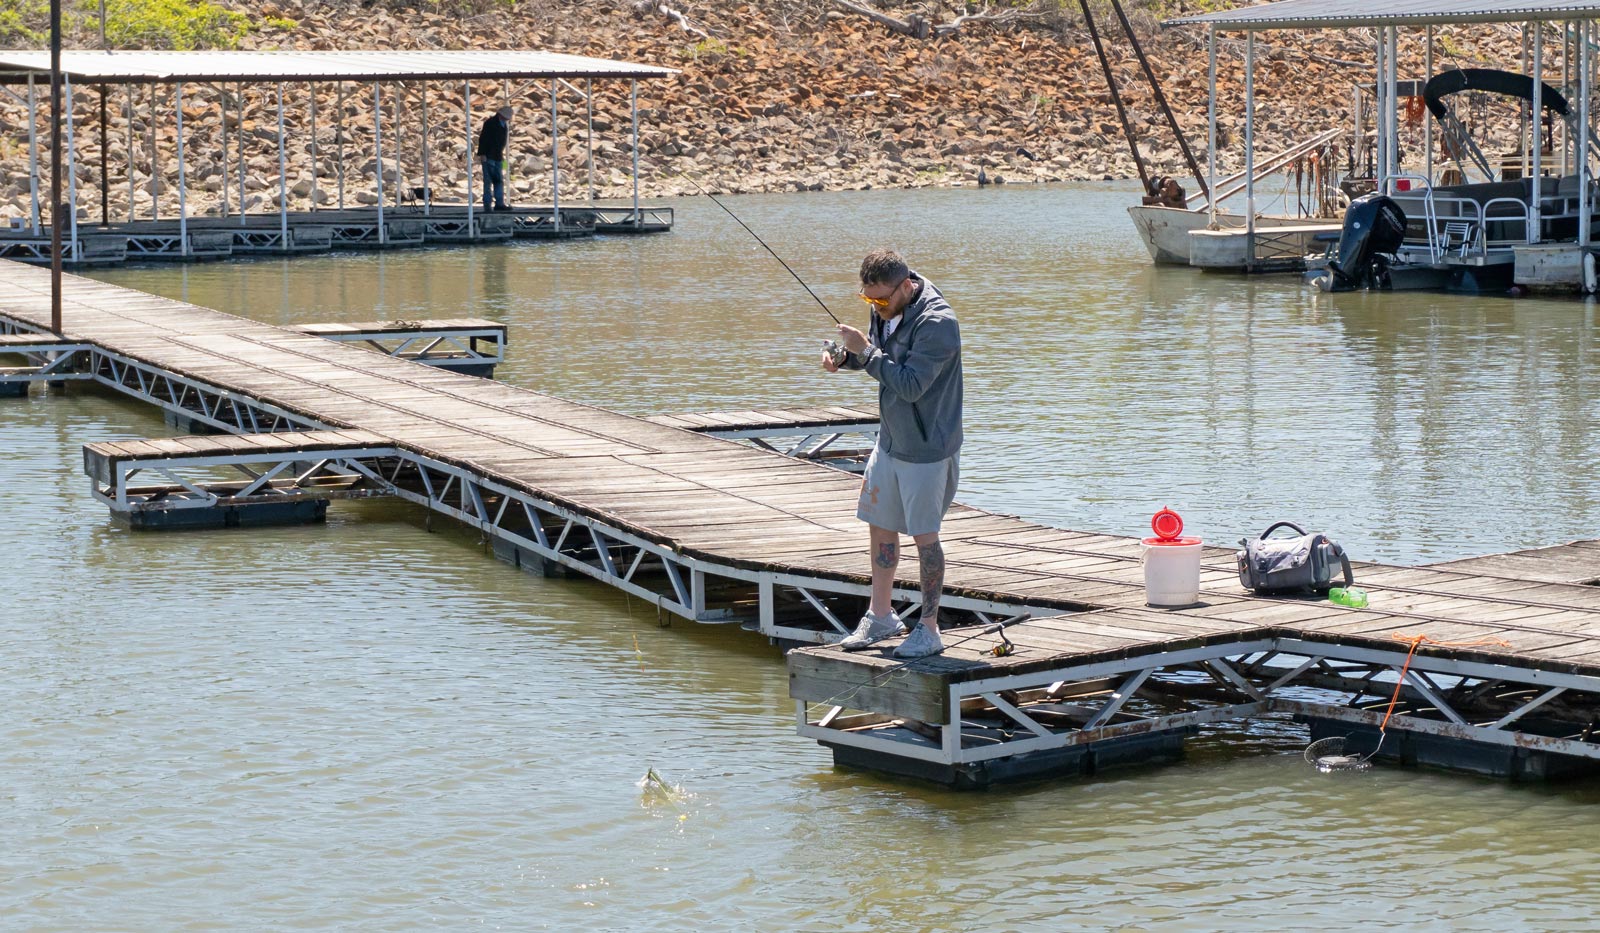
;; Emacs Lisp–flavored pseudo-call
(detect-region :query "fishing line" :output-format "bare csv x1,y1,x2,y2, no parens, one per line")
682,175,843,325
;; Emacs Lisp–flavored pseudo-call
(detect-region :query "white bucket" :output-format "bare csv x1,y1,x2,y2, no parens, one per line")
1141,537,1203,607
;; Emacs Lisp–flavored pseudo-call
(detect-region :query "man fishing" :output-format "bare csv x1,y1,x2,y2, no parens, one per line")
823,249,964,659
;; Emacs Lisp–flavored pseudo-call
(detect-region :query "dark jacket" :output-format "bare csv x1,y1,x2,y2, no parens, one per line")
843,272,963,463
476,115,508,161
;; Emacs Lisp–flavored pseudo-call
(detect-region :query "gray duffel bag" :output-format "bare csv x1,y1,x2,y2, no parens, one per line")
1236,521,1354,595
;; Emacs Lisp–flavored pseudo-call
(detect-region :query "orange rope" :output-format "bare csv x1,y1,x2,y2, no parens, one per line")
1378,633,1514,732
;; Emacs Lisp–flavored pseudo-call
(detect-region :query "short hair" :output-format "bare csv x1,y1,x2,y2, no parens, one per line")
497,106,514,118
859,249,909,287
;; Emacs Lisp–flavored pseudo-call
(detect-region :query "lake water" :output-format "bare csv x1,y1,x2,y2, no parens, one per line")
6,183,1600,929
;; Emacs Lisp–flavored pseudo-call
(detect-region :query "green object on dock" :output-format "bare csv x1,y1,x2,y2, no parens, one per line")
1329,586,1369,608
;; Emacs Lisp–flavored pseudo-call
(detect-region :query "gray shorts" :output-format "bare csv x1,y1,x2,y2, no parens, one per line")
856,449,960,537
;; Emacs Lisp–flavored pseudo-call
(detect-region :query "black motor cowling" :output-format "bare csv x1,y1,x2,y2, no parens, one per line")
1325,194,1407,290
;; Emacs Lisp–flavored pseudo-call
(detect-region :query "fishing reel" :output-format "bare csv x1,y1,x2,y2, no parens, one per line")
822,339,849,367
989,628,1016,657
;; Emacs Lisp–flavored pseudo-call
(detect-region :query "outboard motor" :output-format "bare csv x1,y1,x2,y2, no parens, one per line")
1322,193,1407,291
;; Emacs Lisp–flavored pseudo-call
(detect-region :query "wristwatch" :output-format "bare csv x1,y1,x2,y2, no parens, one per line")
856,345,877,366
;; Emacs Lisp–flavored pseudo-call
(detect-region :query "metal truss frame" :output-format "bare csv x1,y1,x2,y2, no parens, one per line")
90,443,402,512
0,338,95,384
798,632,1600,770
508,211,595,238
123,233,190,259
304,325,504,372
699,424,879,473
79,422,1044,642
576,205,675,231
0,237,52,261
420,217,513,242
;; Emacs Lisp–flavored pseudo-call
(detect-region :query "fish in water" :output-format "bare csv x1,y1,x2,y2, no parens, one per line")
638,767,684,803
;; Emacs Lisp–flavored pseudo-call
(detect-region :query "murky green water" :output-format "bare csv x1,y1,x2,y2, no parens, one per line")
7,184,1600,929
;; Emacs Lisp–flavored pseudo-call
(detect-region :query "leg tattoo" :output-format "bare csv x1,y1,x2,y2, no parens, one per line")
875,541,898,569
918,540,945,630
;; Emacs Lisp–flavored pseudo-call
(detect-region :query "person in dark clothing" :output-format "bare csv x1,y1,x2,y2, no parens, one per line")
476,106,513,211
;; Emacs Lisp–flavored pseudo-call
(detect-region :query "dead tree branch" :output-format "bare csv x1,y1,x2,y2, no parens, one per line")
829,0,1037,39
649,3,711,39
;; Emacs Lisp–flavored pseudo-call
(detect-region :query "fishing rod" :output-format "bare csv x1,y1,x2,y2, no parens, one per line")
684,177,853,365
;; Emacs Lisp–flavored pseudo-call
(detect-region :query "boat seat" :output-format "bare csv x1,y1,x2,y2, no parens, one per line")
1439,220,1477,257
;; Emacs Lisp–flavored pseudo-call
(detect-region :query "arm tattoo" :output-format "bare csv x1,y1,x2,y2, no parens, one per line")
875,541,898,569
918,540,945,628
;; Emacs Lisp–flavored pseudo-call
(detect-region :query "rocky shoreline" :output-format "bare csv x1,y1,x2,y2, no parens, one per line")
0,1,1524,223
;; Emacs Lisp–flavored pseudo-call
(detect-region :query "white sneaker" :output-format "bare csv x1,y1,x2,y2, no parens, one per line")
837,610,904,651
892,623,945,659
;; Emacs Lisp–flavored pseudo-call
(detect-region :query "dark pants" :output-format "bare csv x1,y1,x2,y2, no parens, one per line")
481,159,507,210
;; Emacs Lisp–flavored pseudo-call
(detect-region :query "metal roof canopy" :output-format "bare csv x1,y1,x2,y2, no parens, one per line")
1164,0,1600,31
0,49,675,84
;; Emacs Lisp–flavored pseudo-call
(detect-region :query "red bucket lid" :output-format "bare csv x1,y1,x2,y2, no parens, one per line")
1142,535,1202,546
1151,507,1184,540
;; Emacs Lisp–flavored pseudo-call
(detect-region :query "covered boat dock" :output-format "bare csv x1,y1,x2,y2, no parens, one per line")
1162,0,1600,290
0,49,677,265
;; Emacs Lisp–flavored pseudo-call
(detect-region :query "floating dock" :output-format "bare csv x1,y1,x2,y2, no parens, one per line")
7,258,1600,788
0,205,674,267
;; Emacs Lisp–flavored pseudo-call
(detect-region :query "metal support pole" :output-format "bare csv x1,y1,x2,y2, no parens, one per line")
585,78,595,202
1533,22,1544,243
148,81,158,221
421,80,431,214
1581,19,1592,248
1386,26,1399,182
391,82,403,209
1375,28,1387,184
465,80,474,231
176,82,188,256
127,85,135,222
374,82,386,245
98,85,108,224
309,82,318,210
236,82,245,226
49,0,62,334
1245,32,1255,242
277,82,287,246
1523,24,1532,180
631,80,640,224
220,84,230,219
65,74,78,263
1207,27,1217,224
27,74,40,235
1564,23,1573,176
336,81,346,210
1425,25,1434,183
551,78,561,232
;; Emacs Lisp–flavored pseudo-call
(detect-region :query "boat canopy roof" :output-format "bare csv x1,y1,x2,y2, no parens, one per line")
1424,68,1568,119
1164,0,1600,31
0,49,676,85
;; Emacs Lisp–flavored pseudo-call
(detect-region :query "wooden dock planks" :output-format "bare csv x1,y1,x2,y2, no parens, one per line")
12,259,1600,692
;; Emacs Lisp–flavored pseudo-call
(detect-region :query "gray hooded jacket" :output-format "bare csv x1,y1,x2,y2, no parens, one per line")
844,272,963,463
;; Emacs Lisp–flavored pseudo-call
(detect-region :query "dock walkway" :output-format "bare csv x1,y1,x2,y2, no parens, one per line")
9,259,1600,785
